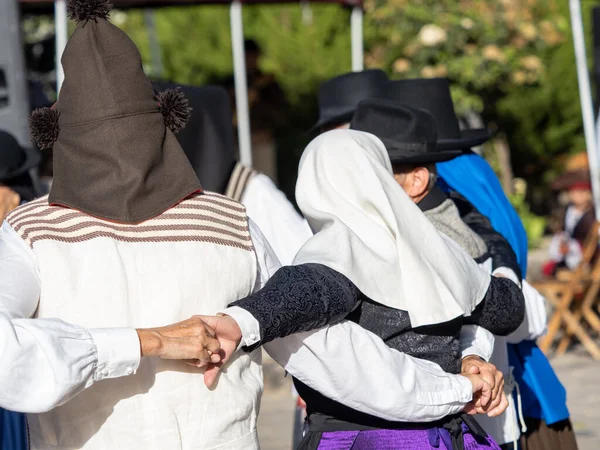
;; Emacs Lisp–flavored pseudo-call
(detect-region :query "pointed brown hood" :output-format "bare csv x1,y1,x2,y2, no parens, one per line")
30,0,201,223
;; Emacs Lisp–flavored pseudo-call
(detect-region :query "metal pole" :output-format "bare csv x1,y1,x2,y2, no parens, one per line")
54,0,68,92
571,0,600,220
350,6,364,71
1,0,30,147
230,1,253,166
144,10,164,79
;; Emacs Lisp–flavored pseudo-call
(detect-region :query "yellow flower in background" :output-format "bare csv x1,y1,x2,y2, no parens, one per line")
421,66,437,78
461,18,475,30
393,58,412,73
419,24,448,47
520,55,543,72
482,45,507,63
511,71,527,85
519,22,538,41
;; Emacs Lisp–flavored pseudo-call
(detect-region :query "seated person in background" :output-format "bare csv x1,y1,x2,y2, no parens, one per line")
543,169,595,276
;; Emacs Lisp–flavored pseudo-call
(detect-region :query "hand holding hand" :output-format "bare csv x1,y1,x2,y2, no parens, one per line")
192,314,243,388
461,356,508,417
461,373,492,414
136,316,221,365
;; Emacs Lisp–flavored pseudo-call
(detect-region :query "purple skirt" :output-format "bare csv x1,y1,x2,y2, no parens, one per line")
314,423,502,450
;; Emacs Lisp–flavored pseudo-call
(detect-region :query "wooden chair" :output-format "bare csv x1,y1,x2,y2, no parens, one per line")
534,221,600,359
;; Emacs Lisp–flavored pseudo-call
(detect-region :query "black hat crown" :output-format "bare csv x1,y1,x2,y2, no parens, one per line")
311,69,388,132
351,99,462,165
350,99,460,164
386,78,489,150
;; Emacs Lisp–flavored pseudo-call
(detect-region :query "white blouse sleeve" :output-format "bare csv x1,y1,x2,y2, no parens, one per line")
506,280,548,343
264,322,473,422
0,221,140,413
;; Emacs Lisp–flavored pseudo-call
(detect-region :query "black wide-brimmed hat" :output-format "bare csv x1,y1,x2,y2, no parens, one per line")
351,98,460,164
310,69,388,132
387,78,490,150
0,130,41,181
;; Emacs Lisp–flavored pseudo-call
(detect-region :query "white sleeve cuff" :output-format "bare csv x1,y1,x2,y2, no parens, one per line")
90,327,141,382
492,267,521,287
460,325,494,361
453,374,474,403
220,306,261,349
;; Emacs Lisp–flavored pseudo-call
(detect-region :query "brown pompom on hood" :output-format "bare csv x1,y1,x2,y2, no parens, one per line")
29,0,202,223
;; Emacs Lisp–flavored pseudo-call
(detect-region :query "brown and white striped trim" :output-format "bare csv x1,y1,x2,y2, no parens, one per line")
7,193,253,251
225,162,257,202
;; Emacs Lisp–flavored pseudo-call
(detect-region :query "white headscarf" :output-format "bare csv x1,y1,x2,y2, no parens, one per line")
293,129,490,328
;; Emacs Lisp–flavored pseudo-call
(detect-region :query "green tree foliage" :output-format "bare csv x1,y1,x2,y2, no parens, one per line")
363,0,579,188
121,4,353,110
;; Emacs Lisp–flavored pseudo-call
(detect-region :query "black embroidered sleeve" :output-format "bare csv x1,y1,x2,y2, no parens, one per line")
465,276,525,335
230,263,361,350
450,192,522,281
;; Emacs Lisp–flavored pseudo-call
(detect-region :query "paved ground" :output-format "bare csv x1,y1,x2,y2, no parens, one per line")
549,347,600,450
257,357,295,450
258,348,600,450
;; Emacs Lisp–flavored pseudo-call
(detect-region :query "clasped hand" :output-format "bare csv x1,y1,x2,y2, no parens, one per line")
137,314,242,387
461,355,509,418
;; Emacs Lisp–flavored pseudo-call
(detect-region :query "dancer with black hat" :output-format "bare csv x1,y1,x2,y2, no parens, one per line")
200,121,532,449
350,96,550,449
383,77,576,450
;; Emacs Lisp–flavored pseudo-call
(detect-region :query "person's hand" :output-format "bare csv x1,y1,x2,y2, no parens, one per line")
461,369,508,418
136,316,221,365
188,314,242,388
0,186,20,222
464,390,509,418
462,356,504,411
461,372,492,415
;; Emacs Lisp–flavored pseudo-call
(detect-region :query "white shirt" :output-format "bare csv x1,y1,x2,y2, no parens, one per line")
241,173,313,266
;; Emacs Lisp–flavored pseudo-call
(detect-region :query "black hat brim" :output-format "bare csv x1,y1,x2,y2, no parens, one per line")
0,147,42,181
388,149,463,165
437,128,490,151
381,138,463,165
308,111,355,134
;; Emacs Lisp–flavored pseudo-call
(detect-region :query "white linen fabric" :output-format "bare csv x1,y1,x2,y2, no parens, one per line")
506,279,548,343
293,129,490,327
241,173,313,266
0,221,141,413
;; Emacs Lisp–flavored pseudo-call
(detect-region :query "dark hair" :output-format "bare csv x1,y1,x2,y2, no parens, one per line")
244,39,261,54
